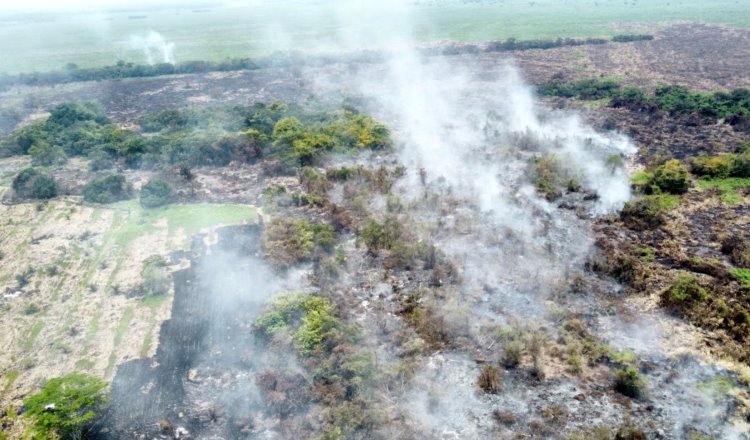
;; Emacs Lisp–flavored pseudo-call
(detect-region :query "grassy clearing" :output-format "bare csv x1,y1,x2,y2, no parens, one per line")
107,200,257,248
696,177,750,204
86,201,254,291
1,0,749,74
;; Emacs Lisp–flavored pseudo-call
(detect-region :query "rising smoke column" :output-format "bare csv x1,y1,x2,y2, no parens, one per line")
128,30,176,64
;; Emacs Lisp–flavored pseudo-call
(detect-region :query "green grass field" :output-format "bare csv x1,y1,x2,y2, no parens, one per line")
1,0,749,74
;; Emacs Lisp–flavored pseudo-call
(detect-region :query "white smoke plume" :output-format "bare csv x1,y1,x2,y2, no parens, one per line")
128,30,175,65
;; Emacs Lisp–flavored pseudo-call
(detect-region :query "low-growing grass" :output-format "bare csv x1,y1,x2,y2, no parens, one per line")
696,177,750,204
23,320,44,350
108,200,257,248
631,171,653,186
729,268,750,288
113,306,134,348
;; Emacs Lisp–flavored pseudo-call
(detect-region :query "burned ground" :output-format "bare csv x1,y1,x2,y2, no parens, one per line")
2,22,750,135
2,20,750,440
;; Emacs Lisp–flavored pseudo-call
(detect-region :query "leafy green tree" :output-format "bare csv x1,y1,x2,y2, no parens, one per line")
12,168,57,200
272,117,304,147
139,179,174,208
23,373,108,440
82,175,132,204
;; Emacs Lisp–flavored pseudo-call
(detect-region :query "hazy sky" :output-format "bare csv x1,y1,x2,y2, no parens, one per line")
0,0,198,13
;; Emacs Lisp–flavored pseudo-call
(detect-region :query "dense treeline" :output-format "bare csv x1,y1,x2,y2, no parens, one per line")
539,78,750,124
0,34,653,89
0,100,392,200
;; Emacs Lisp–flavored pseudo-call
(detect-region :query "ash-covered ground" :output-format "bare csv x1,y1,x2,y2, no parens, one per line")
2,18,750,440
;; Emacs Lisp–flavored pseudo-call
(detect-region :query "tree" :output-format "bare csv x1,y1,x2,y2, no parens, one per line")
23,373,108,440
12,168,57,200
139,179,174,208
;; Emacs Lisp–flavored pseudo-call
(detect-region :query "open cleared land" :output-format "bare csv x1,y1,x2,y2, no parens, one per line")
0,171,256,418
2,0,750,74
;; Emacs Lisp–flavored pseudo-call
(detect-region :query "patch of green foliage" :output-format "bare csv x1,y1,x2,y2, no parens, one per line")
632,246,655,262
697,375,735,399
620,194,681,230
139,179,174,208
255,292,345,356
138,256,170,297
540,78,750,122
651,159,690,195
82,174,132,204
263,218,335,269
691,153,750,179
23,373,108,440
729,268,750,288
696,176,750,204
613,366,645,399
665,274,709,305
1,101,392,180
539,77,621,100
12,168,57,200
2,103,117,164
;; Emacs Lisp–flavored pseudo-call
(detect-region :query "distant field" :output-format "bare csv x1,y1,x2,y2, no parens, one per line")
1,0,750,74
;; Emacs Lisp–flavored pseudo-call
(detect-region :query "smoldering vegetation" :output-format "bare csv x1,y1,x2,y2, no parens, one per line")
3,1,750,440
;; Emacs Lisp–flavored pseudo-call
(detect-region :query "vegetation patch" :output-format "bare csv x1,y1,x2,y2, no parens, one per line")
263,218,335,269
139,179,174,208
729,268,750,288
11,167,57,200
82,174,132,204
620,194,681,230
23,373,108,440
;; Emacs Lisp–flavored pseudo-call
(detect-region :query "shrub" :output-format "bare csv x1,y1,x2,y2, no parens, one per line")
139,179,174,208
47,102,109,127
691,154,736,178
24,303,41,315
12,168,57,200
664,274,708,305
23,373,108,440
255,292,343,356
613,366,645,399
360,216,403,253
722,234,750,268
620,194,680,230
533,155,563,201
263,218,336,269
82,175,132,204
477,365,501,393
139,255,170,296
651,159,690,194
